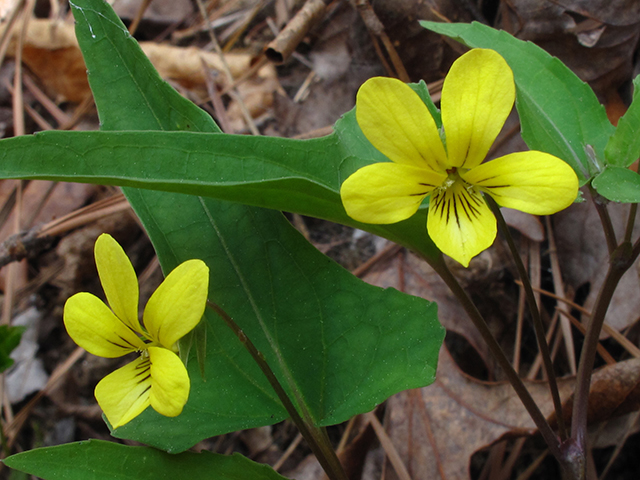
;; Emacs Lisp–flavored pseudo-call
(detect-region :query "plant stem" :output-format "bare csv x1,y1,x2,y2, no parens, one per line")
623,203,637,244
570,244,633,452
571,188,640,458
632,233,640,259
589,185,617,255
487,198,567,441
624,162,640,244
207,301,348,480
429,256,563,462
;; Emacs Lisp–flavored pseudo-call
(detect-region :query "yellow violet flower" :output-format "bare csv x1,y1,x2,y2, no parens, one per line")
340,49,579,267
63,233,209,428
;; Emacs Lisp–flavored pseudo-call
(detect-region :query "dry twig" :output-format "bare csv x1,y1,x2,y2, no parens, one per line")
265,0,328,64
0,194,130,269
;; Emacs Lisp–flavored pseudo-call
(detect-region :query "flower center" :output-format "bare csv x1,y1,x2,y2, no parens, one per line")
437,167,477,195
441,167,457,189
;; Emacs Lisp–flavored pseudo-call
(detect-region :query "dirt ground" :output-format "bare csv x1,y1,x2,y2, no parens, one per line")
0,1,639,479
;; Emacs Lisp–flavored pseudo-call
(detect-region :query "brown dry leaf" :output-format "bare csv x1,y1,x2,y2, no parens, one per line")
0,181,95,291
1,18,277,106
501,208,545,242
4,18,91,103
554,200,640,336
225,67,280,132
112,0,194,23
552,0,640,26
384,350,640,479
499,0,640,96
139,42,277,92
554,357,640,428
590,411,640,449
0,181,96,241
384,347,575,480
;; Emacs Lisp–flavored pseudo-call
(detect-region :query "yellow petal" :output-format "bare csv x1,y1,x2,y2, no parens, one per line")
441,49,515,169
356,77,447,171
64,292,145,358
427,181,496,267
95,356,152,428
94,234,141,335
464,152,579,214
341,162,447,224
143,260,209,348
148,347,190,417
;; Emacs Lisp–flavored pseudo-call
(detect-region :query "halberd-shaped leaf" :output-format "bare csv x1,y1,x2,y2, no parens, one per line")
43,0,446,453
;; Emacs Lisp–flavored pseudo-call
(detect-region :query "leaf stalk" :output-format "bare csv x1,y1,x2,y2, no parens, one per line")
207,301,348,480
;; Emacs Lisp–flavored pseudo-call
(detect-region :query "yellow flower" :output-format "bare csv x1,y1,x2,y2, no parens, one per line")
63,233,209,428
340,49,579,267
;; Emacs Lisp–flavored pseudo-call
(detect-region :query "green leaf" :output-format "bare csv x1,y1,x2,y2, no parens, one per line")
420,21,615,184
3,439,289,480
0,325,25,372
410,80,442,129
70,0,285,448
592,166,640,203
0,130,344,216
605,75,640,167
69,0,219,134
0,125,440,261
60,0,445,453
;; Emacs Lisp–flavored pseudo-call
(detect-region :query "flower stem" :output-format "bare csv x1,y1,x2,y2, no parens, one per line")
429,256,563,462
207,301,348,480
487,198,567,441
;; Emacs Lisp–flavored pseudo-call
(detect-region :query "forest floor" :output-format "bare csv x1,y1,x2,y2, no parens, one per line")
0,1,639,479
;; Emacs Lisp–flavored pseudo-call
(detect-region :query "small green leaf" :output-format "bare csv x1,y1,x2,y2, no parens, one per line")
0,325,25,373
3,439,289,480
592,166,640,203
605,75,640,167
420,21,615,184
